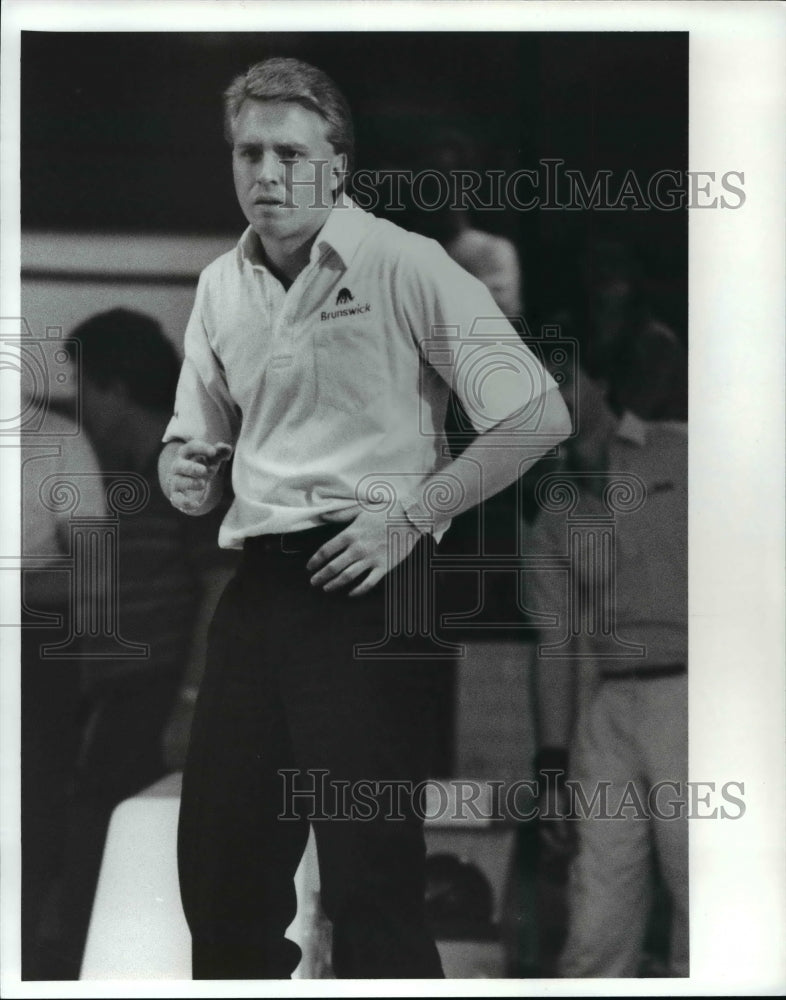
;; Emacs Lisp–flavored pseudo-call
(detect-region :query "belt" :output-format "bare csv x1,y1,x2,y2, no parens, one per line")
243,524,343,557
599,663,687,681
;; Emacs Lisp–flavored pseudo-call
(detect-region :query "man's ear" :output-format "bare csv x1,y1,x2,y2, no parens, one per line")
329,151,349,194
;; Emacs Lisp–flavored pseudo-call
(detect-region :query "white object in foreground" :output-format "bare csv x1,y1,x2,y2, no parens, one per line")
81,771,321,980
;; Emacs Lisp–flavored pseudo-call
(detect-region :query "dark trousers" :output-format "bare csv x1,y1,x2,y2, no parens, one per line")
178,525,445,979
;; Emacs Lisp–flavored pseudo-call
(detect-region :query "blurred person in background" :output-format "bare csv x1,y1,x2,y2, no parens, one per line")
546,233,683,395
528,329,688,977
35,308,237,978
416,127,523,318
20,402,105,980
517,227,685,521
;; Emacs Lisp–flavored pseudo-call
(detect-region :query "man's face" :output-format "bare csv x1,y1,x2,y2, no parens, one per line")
231,99,345,245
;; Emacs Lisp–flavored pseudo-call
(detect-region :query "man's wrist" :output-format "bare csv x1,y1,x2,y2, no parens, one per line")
399,496,434,535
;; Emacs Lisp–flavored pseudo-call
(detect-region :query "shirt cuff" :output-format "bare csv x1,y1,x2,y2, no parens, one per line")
400,495,452,537
400,496,432,534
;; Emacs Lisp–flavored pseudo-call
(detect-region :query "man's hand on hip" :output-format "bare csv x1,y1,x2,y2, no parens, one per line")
306,502,425,597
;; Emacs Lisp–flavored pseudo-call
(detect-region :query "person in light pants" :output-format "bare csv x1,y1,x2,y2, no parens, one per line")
532,343,688,977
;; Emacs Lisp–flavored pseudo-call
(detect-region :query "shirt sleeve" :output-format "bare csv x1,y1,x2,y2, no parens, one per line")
163,270,241,447
398,236,556,433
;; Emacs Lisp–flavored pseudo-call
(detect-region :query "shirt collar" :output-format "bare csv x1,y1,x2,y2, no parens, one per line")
236,193,370,272
310,193,370,268
236,227,264,267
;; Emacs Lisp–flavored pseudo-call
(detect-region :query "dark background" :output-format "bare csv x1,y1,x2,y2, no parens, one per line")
22,30,688,335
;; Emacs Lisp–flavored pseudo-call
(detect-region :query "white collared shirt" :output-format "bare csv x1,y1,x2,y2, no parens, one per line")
163,197,556,548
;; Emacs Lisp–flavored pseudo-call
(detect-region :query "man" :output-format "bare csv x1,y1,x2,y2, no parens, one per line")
530,340,688,977
159,57,570,980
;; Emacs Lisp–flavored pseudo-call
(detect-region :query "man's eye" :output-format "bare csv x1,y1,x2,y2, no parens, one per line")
279,149,300,162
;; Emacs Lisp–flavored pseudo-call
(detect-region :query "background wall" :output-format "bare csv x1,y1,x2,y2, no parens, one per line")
21,233,233,372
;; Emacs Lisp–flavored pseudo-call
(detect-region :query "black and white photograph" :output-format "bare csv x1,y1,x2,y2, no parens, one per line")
1,1,784,995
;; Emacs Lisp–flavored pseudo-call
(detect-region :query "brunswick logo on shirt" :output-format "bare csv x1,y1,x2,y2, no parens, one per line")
321,287,372,321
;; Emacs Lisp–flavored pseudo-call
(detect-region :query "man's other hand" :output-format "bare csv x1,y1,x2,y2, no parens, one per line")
168,439,232,513
306,503,424,597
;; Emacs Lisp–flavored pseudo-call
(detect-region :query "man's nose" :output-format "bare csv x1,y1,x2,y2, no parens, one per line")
256,151,281,185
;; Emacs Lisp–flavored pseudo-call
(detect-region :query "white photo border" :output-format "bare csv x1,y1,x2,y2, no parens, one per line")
1,1,784,996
